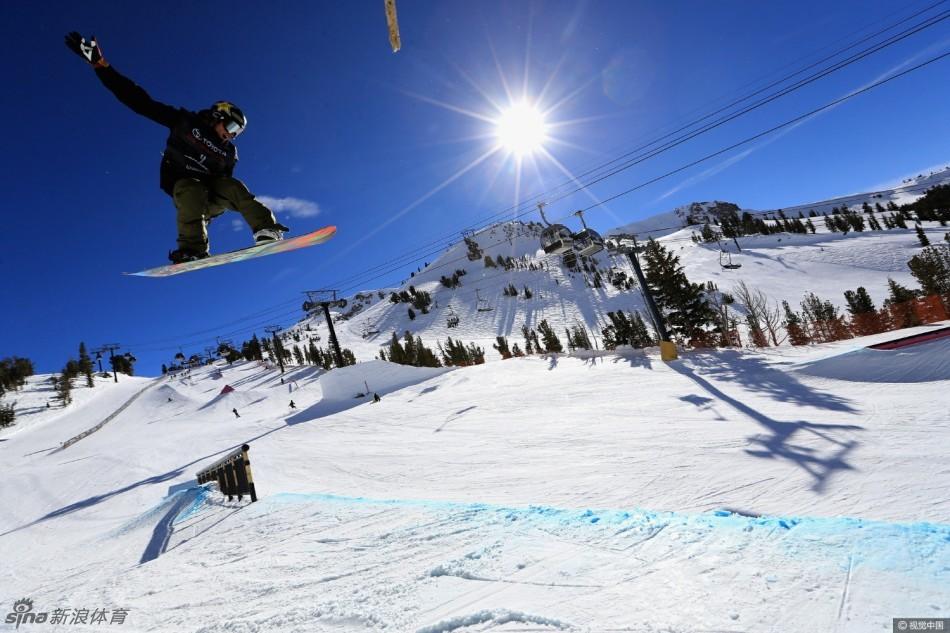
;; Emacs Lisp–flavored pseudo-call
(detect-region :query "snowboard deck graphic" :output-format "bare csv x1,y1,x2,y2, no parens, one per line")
125,225,337,277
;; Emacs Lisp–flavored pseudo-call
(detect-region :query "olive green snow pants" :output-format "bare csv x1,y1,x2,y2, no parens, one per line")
172,177,277,253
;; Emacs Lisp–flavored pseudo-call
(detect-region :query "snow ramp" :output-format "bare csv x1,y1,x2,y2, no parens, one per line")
287,360,450,424
795,335,950,383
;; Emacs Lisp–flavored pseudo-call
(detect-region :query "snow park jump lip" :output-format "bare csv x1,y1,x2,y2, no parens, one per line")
866,325,950,350
795,331,950,383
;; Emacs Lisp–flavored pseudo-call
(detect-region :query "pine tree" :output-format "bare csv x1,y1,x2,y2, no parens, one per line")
782,301,810,345
601,311,655,349
843,287,874,314
55,370,73,406
308,341,320,365
521,324,537,354
886,278,918,304
78,342,94,388
915,225,931,247
383,332,441,367
493,336,513,359
385,332,406,365
800,292,851,343
535,320,563,353
844,287,881,336
438,337,485,366
464,237,483,261
907,246,950,297
340,349,357,367
882,278,920,329
0,357,34,398
0,401,14,428
110,353,136,376
565,325,593,351
641,238,718,344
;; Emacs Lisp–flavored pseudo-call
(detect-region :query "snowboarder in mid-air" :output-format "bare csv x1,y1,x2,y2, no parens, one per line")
65,32,289,264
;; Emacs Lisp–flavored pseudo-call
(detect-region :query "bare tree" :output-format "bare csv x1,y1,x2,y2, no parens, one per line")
733,281,768,347
732,281,787,346
761,300,787,346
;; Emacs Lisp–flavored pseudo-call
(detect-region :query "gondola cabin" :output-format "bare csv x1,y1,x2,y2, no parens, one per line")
573,228,605,257
540,224,575,255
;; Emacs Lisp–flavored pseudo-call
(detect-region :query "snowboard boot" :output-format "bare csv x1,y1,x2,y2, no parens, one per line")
168,248,210,264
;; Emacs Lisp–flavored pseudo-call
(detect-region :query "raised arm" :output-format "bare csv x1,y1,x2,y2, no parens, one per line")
65,32,181,129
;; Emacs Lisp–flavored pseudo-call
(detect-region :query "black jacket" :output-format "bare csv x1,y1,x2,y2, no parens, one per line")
94,65,238,196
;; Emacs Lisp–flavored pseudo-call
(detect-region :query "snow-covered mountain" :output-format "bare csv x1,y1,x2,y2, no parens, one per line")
608,165,950,239
281,171,950,364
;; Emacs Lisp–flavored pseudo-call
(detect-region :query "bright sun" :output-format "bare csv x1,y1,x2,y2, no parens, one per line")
495,103,548,156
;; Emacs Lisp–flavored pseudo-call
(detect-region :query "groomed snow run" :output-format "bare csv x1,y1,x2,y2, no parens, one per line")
1,325,948,632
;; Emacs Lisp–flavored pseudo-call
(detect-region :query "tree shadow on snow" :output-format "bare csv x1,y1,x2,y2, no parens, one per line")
610,350,653,370
669,361,863,494
685,350,857,413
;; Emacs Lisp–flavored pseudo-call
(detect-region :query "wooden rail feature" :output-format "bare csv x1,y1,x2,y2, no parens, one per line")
196,444,258,503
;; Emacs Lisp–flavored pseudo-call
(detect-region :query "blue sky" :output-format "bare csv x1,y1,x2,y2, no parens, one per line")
2,0,949,374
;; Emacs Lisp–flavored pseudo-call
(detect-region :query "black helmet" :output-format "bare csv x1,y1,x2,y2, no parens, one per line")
211,101,247,137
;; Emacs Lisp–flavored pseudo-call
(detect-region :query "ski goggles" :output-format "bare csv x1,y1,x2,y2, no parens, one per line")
223,117,246,137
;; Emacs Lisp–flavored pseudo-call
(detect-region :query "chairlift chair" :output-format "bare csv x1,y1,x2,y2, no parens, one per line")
446,306,460,328
718,241,742,270
475,289,493,312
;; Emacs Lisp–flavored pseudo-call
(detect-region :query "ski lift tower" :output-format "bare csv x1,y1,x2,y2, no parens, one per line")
97,343,121,382
303,290,348,368
606,235,678,362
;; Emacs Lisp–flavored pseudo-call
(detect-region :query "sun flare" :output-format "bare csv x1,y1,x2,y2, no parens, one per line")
495,103,548,156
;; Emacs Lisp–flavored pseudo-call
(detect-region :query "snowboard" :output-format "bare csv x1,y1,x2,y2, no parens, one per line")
125,225,337,277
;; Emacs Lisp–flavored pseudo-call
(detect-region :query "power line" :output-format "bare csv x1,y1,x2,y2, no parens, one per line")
545,9,950,209
582,51,950,213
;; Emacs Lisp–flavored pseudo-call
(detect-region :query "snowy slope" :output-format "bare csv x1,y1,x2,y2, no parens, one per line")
1,326,948,632
252,170,950,369
288,218,946,367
